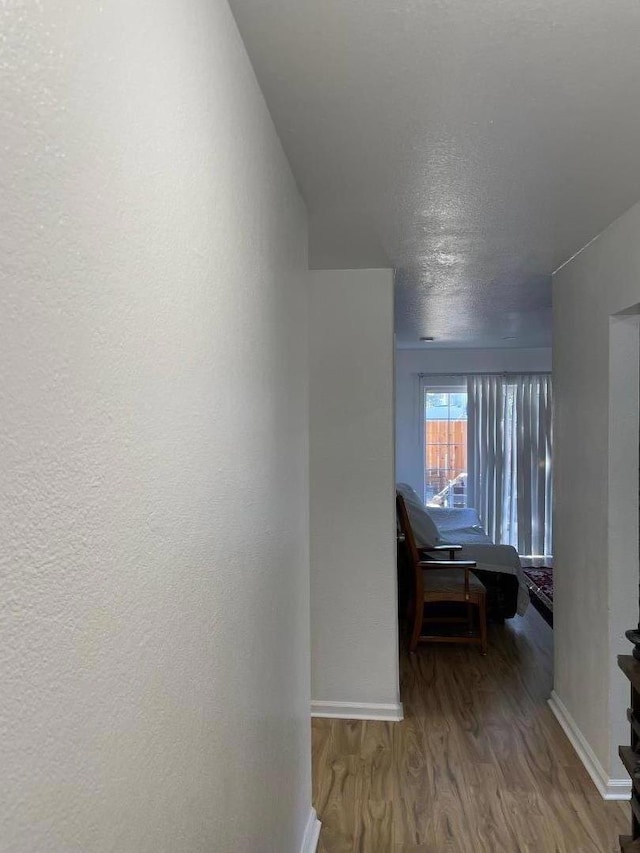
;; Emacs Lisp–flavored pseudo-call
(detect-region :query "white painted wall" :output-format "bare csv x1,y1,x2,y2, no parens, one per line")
0,2,313,851
395,347,553,497
553,204,640,783
309,270,401,712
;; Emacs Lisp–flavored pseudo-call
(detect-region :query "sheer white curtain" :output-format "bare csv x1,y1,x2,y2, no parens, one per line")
467,374,553,563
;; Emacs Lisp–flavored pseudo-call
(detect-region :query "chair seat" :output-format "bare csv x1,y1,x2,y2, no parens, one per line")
422,567,486,598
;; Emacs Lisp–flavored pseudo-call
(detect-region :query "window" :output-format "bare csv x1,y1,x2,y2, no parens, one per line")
424,388,468,507
418,373,552,561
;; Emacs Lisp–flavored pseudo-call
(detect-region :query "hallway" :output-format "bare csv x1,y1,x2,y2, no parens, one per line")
312,607,628,852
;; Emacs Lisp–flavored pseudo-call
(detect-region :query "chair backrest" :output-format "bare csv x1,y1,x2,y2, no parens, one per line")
396,492,424,602
396,492,476,601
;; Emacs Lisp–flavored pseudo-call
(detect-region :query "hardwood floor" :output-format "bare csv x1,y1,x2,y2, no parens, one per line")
312,606,629,852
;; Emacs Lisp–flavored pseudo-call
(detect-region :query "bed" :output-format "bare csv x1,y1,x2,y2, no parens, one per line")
396,483,529,620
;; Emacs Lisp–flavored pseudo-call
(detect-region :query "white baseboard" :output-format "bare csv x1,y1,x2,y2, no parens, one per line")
548,690,631,800
300,807,321,853
311,700,404,721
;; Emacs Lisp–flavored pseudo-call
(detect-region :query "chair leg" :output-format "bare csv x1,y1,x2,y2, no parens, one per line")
410,599,423,654
479,595,488,656
406,590,415,625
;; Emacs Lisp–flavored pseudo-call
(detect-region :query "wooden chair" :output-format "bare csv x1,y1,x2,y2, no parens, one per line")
396,493,488,655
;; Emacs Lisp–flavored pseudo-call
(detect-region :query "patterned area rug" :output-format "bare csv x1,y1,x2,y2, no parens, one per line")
522,566,553,627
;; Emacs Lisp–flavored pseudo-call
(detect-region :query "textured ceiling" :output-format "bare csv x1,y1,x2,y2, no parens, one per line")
228,0,640,346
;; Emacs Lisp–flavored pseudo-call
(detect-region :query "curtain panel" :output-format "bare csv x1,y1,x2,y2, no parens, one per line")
467,373,553,562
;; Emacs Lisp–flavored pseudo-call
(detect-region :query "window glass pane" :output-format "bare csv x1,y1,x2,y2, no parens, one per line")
424,389,468,507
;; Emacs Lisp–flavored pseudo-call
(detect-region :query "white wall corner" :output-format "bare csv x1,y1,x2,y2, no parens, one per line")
311,700,404,721
548,691,631,800
300,807,321,853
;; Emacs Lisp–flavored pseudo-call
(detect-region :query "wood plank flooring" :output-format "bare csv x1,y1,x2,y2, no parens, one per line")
312,605,629,852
